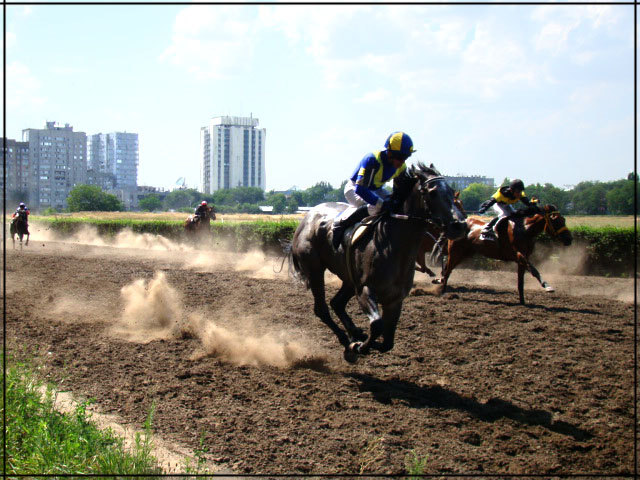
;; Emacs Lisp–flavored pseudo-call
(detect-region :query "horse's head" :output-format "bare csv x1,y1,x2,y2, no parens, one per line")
395,162,467,240
541,205,572,246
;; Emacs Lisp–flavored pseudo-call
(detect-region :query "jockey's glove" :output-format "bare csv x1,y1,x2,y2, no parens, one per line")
478,198,495,214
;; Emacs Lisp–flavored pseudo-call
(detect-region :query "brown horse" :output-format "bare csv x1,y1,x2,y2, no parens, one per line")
10,214,30,249
437,204,572,305
290,163,467,362
184,206,216,234
415,191,465,276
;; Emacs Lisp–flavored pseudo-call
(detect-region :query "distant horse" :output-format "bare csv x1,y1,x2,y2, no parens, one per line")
10,214,30,249
290,163,467,363
184,207,216,235
415,191,466,276
437,204,572,305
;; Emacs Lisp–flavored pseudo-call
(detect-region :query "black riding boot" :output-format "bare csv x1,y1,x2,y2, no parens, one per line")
332,205,369,249
480,216,499,241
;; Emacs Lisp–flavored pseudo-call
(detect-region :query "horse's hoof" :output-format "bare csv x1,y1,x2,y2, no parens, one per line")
344,344,359,364
544,285,555,293
431,278,442,284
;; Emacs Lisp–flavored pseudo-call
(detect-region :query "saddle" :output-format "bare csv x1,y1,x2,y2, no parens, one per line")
494,215,526,241
343,215,379,249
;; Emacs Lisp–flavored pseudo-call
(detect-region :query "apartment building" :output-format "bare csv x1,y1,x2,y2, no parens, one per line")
1,138,30,205
87,131,139,189
21,122,87,210
200,115,266,193
443,174,494,191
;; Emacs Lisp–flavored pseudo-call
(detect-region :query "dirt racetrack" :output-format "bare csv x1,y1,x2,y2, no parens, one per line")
4,227,636,475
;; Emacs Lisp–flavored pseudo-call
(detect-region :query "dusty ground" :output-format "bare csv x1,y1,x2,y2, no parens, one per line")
4,227,636,475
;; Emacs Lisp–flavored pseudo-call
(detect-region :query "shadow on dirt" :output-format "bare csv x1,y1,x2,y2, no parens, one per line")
348,372,593,441
444,286,600,314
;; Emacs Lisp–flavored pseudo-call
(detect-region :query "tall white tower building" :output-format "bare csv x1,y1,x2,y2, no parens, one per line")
200,115,266,193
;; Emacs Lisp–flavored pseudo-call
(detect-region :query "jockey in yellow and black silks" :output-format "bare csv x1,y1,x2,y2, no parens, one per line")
331,131,416,249
477,179,535,241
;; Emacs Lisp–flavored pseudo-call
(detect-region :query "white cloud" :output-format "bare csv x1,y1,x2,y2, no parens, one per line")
354,88,390,104
6,32,16,49
532,5,624,58
6,61,45,108
534,20,579,54
160,6,256,80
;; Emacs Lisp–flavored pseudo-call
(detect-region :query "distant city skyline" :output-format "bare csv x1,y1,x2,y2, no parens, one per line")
4,4,634,191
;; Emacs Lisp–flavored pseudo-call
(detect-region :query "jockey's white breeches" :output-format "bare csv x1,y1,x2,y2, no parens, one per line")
493,203,516,218
341,180,390,218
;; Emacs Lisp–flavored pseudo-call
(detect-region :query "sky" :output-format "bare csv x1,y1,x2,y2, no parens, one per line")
3,2,635,192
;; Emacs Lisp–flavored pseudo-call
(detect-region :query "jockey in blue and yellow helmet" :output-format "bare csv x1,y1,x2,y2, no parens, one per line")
331,131,416,249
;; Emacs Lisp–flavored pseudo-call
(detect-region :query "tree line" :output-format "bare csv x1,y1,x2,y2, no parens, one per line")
31,173,637,215
453,173,637,215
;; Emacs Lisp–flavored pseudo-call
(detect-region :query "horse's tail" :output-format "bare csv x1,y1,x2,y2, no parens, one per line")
278,238,308,286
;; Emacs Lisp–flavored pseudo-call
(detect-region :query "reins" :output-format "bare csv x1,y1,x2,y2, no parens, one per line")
543,211,568,237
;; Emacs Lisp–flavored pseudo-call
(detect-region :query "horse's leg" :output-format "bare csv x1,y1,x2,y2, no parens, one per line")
517,262,526,305
436,241,465,291
515,252,554,305
350,286,383,355
25,233,29,246
308,270,352,352
329,283,366,342
376,301,402,353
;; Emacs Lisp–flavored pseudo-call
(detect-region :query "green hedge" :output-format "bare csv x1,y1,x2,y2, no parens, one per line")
34,218,636,276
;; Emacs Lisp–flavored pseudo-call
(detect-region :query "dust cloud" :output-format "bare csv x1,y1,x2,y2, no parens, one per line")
114,271,324,369
187,314,322,369
534,242,590,276
51,296,112,323
32,222,192,252
112,271,183,343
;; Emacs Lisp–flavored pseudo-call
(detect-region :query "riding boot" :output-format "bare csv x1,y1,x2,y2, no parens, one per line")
332,205,369,249
480,216,499,241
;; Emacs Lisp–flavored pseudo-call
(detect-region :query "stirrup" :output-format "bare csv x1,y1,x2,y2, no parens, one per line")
479,231,496,241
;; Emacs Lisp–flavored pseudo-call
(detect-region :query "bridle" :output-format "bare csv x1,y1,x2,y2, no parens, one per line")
416,175,457,228
543,210,568,237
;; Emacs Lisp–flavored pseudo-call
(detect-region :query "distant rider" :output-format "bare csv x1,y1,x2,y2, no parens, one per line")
331,132,416,249
12,202,30,226
477,179,537,241
194,201,210,220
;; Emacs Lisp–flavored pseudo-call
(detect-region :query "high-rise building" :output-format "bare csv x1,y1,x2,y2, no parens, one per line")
87,132,139,189
200,115,266,193
1,138,31,205
22,122,87,210
443,174,494,191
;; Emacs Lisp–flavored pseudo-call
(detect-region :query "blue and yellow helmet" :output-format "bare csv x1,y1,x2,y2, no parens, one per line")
384,132,416,158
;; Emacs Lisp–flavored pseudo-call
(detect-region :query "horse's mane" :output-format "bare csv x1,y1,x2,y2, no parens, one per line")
409,161,441,179
391,162,442,204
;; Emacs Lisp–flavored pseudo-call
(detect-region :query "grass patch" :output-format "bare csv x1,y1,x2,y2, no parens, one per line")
3,355,164,475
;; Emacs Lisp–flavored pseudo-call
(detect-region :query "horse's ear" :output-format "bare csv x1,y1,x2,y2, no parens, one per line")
430,163,435,169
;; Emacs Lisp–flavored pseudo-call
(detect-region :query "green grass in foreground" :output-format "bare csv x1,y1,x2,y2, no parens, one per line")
3,356,164,476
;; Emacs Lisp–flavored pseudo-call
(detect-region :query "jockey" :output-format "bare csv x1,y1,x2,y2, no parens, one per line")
13,202,30,224
477,179,536,241
194,201,210,222
331,131,415,249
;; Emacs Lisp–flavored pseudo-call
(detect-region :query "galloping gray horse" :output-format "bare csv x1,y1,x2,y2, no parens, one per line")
291,163,467,363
